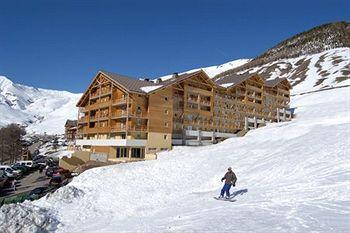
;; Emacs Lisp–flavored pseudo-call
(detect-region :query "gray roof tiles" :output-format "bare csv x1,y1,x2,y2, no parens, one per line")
101,70,158,94
101,70,290,94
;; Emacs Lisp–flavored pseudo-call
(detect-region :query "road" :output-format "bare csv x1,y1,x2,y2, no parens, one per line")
0,170,50,197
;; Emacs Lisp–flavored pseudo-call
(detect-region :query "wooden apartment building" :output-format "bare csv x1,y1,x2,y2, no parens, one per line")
75,70,291,161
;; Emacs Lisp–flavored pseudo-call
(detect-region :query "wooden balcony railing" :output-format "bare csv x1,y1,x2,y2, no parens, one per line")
111,111,128,118
83,126,111,134
128,125,148,132
79,107,88,113
129,112,148,118
78,116,87,123
200,101,211,106
111,125,126,132
112,98,127,106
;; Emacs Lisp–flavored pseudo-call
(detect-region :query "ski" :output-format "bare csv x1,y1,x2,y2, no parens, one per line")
213,197,236,202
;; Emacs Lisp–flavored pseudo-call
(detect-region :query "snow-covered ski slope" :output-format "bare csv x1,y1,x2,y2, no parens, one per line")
1,85,349,232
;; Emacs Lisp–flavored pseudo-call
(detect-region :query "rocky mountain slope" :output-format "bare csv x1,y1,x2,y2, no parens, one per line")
214,47,350,94
0,76,80,134
213,22,350,94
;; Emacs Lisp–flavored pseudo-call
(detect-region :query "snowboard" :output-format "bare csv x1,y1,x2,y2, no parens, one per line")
213,197,236,202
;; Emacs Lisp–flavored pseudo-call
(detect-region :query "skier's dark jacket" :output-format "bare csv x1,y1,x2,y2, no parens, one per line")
221,171,237,185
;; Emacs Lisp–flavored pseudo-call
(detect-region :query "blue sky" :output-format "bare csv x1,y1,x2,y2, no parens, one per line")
0,0,349,93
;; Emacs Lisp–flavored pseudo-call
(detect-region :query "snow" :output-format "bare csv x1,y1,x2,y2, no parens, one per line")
0,76,81,134
1,86,349,232
220,82,234,88
156,58,250,81
140,85,163,93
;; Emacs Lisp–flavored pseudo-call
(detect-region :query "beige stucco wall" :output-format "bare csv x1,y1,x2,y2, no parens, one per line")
147,132,172,152
145,153,157,160
108,147,117,159
59,151,91,171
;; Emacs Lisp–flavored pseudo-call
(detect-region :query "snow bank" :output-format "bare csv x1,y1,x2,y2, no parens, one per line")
1,86,349,232
0,203,59,232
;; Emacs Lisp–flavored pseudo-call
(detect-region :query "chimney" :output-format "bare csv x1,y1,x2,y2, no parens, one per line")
156,78,162,84
144,78,150,82
172,72,179,78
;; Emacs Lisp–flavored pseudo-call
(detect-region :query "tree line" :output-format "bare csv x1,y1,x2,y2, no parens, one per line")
0,124,26,164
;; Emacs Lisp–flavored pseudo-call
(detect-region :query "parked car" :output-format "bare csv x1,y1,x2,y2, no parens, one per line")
11,164,30,175
58,168,72,178
28,187,49,200
46,166,59,177
0,165,22,178
49,172,62,186
0,170,8,188
15,160,34,168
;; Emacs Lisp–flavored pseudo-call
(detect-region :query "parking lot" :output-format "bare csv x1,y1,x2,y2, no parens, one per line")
0,170,50,198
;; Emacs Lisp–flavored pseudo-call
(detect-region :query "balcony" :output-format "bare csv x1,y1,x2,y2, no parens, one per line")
90,92,100,99
78,116,87,124
83,126,111,134
79,107,88,113
112,98,127,106
100,88,112,97
111,125,126,132
90,87,112,99
187,97,198,104
87,101,111,110
129,111,148,119
200,101,211,106
76,139,147,147
128,125,148,132
111,111,128,119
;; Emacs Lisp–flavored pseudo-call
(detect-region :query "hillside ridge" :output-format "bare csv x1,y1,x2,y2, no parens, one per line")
214,21,350,78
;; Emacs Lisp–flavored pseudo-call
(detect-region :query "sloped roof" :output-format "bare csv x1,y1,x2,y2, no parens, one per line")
102,70,207,94
65,120,77,127
97,70,291,97
214,72,266,88
101,70,159,94
265,78,291,88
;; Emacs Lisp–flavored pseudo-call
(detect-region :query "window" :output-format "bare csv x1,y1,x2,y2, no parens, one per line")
116,147,128,158
164,122,169,127
164,135,168,140
164,96,168,101
164,109,169,115
131,148,142,158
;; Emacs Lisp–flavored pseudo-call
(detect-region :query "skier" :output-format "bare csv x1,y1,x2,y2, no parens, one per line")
219,167,237,199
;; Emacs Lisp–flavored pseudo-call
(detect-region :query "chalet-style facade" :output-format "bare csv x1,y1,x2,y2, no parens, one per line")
75,70,291,162
65,120,78,142
64,119,78,151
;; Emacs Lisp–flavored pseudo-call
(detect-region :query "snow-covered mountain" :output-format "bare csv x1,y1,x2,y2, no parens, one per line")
213,21,350,94
1,85,349,232
0,76,81,134
156,47,349,95
214,47,350,94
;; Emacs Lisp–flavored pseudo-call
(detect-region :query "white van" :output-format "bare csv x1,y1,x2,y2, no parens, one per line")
15,160,34,168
